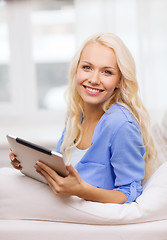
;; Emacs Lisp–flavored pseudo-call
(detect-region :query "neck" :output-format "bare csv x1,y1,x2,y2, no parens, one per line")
83,104,104,123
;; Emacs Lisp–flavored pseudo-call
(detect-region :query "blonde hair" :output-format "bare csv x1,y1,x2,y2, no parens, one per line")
61,33,157,182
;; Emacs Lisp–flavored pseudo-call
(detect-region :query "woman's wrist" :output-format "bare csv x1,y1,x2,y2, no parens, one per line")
75,180,90,200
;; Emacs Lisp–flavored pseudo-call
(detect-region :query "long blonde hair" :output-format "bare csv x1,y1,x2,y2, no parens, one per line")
61,33,157,182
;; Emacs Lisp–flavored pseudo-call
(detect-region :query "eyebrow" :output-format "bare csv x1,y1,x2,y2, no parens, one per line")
81,61,116,70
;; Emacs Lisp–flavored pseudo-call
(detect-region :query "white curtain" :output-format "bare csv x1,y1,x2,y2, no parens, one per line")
75,0,167,124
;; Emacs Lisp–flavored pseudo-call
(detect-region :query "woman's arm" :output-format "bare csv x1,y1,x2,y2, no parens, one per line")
34,161,127,204
79,182,127,204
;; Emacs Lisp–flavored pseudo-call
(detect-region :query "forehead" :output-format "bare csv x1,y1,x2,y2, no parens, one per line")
80,42,118,67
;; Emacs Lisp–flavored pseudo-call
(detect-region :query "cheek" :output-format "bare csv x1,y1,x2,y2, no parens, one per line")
76,70,88,85
102,80,115,92
102,76,120,92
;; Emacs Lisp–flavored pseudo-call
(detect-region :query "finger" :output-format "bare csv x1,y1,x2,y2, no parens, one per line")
9,152,19,163
36,161,61,182
9,150,22,169
35,165,60,195
66,165,81,184
11,160,22,170
9,152,16,161
66,164,78,176
11,159,20,165
15,165,22,170
10,155,21,165
34,164,57,185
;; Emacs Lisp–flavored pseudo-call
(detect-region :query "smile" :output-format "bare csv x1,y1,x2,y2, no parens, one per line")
83,85,104,93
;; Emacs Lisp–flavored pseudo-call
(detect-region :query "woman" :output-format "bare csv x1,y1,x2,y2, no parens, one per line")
10,33,156,204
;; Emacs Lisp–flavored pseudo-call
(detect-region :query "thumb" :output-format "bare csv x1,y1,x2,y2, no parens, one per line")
66,164,78,176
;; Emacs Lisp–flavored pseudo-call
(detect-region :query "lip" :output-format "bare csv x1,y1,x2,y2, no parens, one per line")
83,85,104,96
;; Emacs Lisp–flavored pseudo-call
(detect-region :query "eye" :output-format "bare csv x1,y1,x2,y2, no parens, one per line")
82,65,91,70
103,70,112,75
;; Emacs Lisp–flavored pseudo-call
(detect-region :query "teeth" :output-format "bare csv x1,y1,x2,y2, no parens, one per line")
86,87,101,93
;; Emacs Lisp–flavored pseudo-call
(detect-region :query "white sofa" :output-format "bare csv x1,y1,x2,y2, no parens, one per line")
1,118,167,240
0,162,167,240
0,219,167,240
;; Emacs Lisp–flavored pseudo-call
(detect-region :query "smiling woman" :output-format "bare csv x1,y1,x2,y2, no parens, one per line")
10,32,157,205
32,33,157,204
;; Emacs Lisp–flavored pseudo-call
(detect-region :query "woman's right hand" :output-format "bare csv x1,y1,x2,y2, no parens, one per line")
9,149,22,170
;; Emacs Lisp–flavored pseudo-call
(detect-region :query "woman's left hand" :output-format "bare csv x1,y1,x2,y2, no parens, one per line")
34,161,84,197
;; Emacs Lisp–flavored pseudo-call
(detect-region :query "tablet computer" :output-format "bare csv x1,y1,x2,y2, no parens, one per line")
6,134,68,184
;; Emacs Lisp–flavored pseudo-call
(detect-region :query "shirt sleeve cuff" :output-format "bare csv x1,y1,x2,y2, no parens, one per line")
113,181,143,203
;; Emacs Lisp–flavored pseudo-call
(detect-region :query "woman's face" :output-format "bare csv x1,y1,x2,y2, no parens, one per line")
76,42,121,108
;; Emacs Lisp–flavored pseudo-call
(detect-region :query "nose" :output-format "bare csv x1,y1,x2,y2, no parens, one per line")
88,71,100,85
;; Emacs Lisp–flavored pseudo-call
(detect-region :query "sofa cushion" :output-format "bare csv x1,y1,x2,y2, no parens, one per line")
0,162,167,225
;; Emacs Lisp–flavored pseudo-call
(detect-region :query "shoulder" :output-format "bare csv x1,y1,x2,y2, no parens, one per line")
100,103,138,131
107,105,145,155
106,103,134,122
93,104,141,143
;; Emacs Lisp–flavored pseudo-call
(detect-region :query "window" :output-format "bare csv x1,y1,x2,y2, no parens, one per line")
0,1,10,103
0,0,75,146
31,1,75,110
0,0,75,127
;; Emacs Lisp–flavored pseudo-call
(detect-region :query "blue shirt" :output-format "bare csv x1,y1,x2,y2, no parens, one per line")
56,104,145,203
